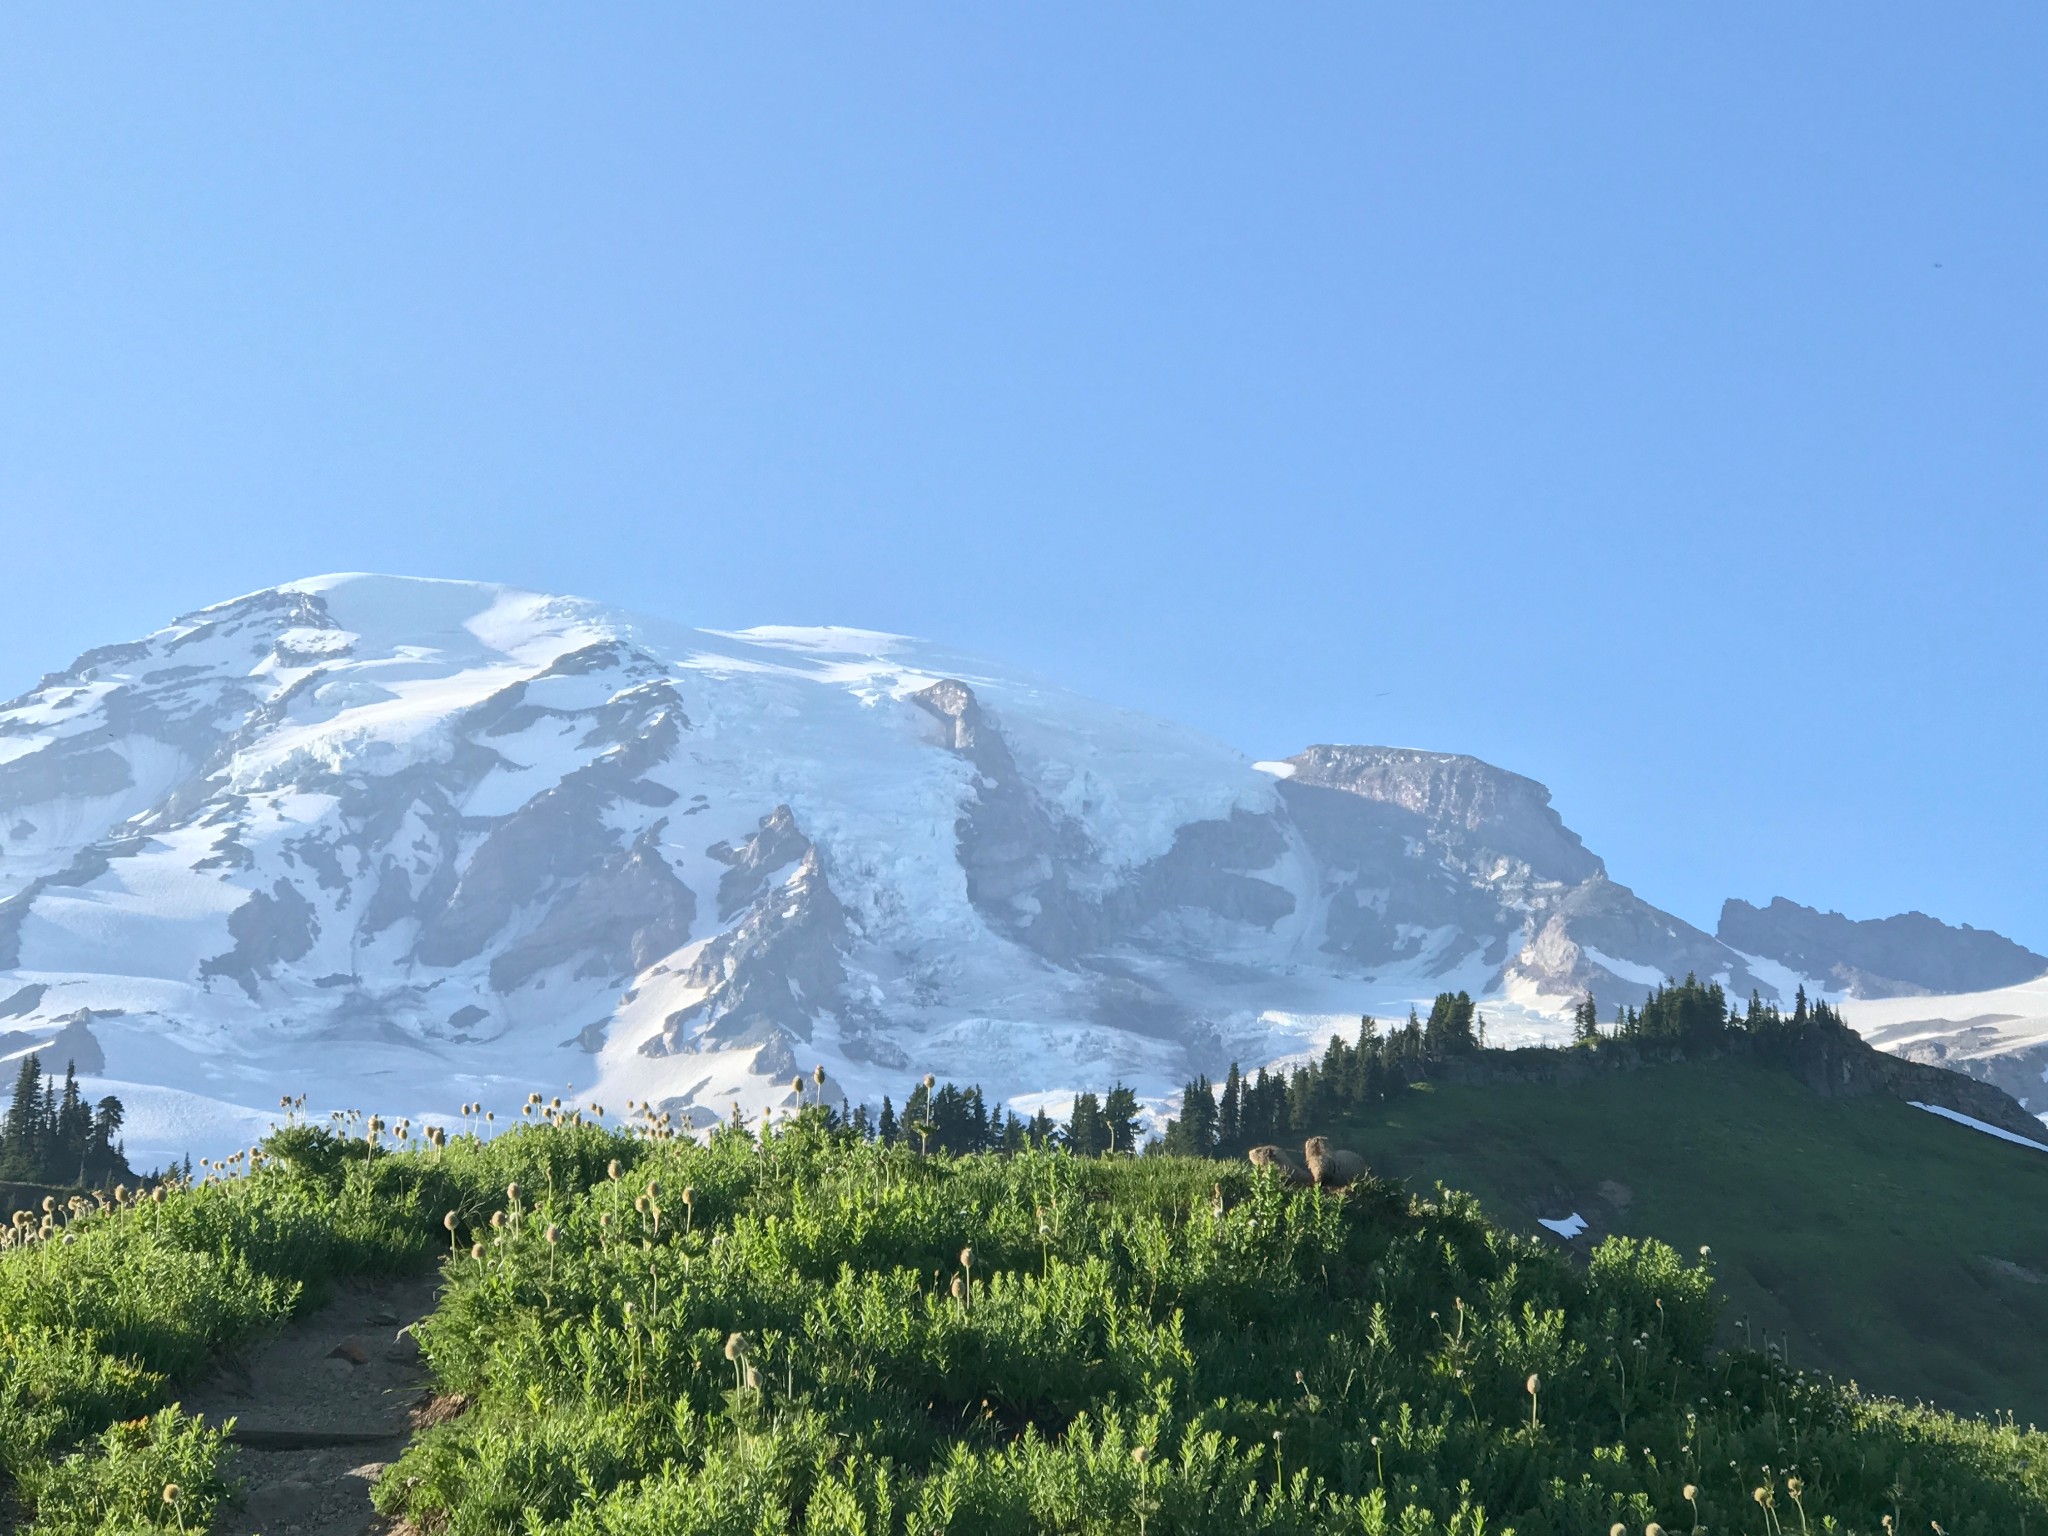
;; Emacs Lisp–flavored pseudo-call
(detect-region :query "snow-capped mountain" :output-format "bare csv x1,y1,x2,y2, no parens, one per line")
0,575,2039,1161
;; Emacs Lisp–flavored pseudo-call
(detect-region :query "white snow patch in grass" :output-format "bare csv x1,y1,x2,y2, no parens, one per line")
1537,1212,1588,1239
1907,1101,2048,1154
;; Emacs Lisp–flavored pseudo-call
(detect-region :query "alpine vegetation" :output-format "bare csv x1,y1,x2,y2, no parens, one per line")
2,1101,2045,1534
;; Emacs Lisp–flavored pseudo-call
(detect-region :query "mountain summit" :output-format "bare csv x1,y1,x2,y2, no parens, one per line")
0,575,2038,1157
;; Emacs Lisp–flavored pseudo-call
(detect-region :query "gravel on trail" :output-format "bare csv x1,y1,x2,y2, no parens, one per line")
184,1273,444,1536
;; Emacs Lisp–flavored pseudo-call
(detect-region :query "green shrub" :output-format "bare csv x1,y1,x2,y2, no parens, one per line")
7,1110,2047,1534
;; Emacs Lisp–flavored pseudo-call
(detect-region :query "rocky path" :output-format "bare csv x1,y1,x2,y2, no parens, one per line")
185,1272,443,1536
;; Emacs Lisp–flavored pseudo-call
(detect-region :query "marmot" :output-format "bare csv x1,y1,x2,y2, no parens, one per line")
1302,1136,1367,1190
1247,1144,1312,1186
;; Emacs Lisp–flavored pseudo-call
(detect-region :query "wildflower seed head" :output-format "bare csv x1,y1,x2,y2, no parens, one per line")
1646,1526,1665,1536
792,1075,805,1097
607,1160,620,1181
923,1073,936,1089
745,1365,761,1390
490,1211,505,1229
506,1182,520,1202
1786,1478,1803,1498
545,1224,559,1245
814,1064,826,1086
646,1180,659,1200
470,1243,484,1260
959,1246,975,1269
1611,1525,1627,1536
1132,1445,1149,1465
444,1211,458,1231
681,1186,694,1206
1684,1485,1698,1501
1526,1373,1540,1395
950,1275,965,1300
724,1331,746,1361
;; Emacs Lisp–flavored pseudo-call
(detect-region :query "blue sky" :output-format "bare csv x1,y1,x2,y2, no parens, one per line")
1,7,2043,949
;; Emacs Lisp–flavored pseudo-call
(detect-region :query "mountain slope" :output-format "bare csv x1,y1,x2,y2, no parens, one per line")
1316,1056,2048,1421
0,574,2037,1159
1720,896,2048,998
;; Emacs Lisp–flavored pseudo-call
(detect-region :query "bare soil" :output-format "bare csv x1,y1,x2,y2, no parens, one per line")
184,1273,442,1536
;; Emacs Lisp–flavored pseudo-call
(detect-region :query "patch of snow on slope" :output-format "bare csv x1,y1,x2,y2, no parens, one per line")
1908,1101,2048,1154
1581,947,1667,987
1537,1213,1588,1238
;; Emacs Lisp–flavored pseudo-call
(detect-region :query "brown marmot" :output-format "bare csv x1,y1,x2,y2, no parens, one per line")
1247,1144,1312,1186
1302,1136,1367,1189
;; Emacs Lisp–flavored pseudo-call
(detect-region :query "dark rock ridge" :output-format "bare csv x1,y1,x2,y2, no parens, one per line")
1718,897,2048,998
1276,746,1778,1005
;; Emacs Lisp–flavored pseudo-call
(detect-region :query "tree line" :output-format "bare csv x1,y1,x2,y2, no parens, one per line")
859,1076,1146,1157
1160,976,1856,1156
1,1054,133,1186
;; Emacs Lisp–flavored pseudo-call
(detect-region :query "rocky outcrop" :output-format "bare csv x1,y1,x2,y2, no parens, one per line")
199,878,321,999
1287,746,1602,886
489,822,696,991
1719,897,2048,998
912,679,1095,961
708,806,812,922
1508,875,1774,1004
644,843,854,1063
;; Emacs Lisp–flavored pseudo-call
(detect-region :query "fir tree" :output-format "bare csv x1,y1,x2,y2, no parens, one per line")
1064,1091,1106,1157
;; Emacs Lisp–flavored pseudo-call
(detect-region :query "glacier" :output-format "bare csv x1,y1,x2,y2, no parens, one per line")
0,573,2038,1164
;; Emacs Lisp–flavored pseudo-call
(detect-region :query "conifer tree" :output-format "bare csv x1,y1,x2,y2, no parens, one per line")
1064,1091,1105,1156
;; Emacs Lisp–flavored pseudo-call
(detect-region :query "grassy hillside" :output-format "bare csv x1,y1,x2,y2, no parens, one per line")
1314,1059,2048,1423
4,1113,2048,1534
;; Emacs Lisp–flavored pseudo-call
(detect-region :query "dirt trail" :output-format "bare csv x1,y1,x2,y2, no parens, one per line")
185,1272,442,1536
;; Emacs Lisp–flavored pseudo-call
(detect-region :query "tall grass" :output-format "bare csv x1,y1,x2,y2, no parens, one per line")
3,1109,2045,1534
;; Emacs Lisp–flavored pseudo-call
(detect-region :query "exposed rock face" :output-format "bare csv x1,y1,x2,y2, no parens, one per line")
1719,898,2048,998
200,878,321,999
709,806,814,922
647,844,852,1071
1277,748,1775,1006
1287,746,1601,885
489,822,696,992
912,679,1095,961
1508,875,1768,1003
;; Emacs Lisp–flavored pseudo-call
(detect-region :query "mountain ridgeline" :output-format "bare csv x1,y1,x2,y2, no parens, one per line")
0,573,2038,1148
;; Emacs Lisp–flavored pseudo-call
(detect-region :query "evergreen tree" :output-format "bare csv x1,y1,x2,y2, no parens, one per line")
1064,1091,1106,1157
2,1052,43,1177
1571,994,1601,1045
1160,1076,1217,1155
877,1096,898,1146
1102,1084,1142,1154
1218,1063,1242,1144
1422,991,1479,1057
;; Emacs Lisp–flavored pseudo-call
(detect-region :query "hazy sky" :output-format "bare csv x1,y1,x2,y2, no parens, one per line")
1,7,2043,948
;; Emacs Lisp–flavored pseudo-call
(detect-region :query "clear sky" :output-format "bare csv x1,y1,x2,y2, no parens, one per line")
1,7,2042,950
